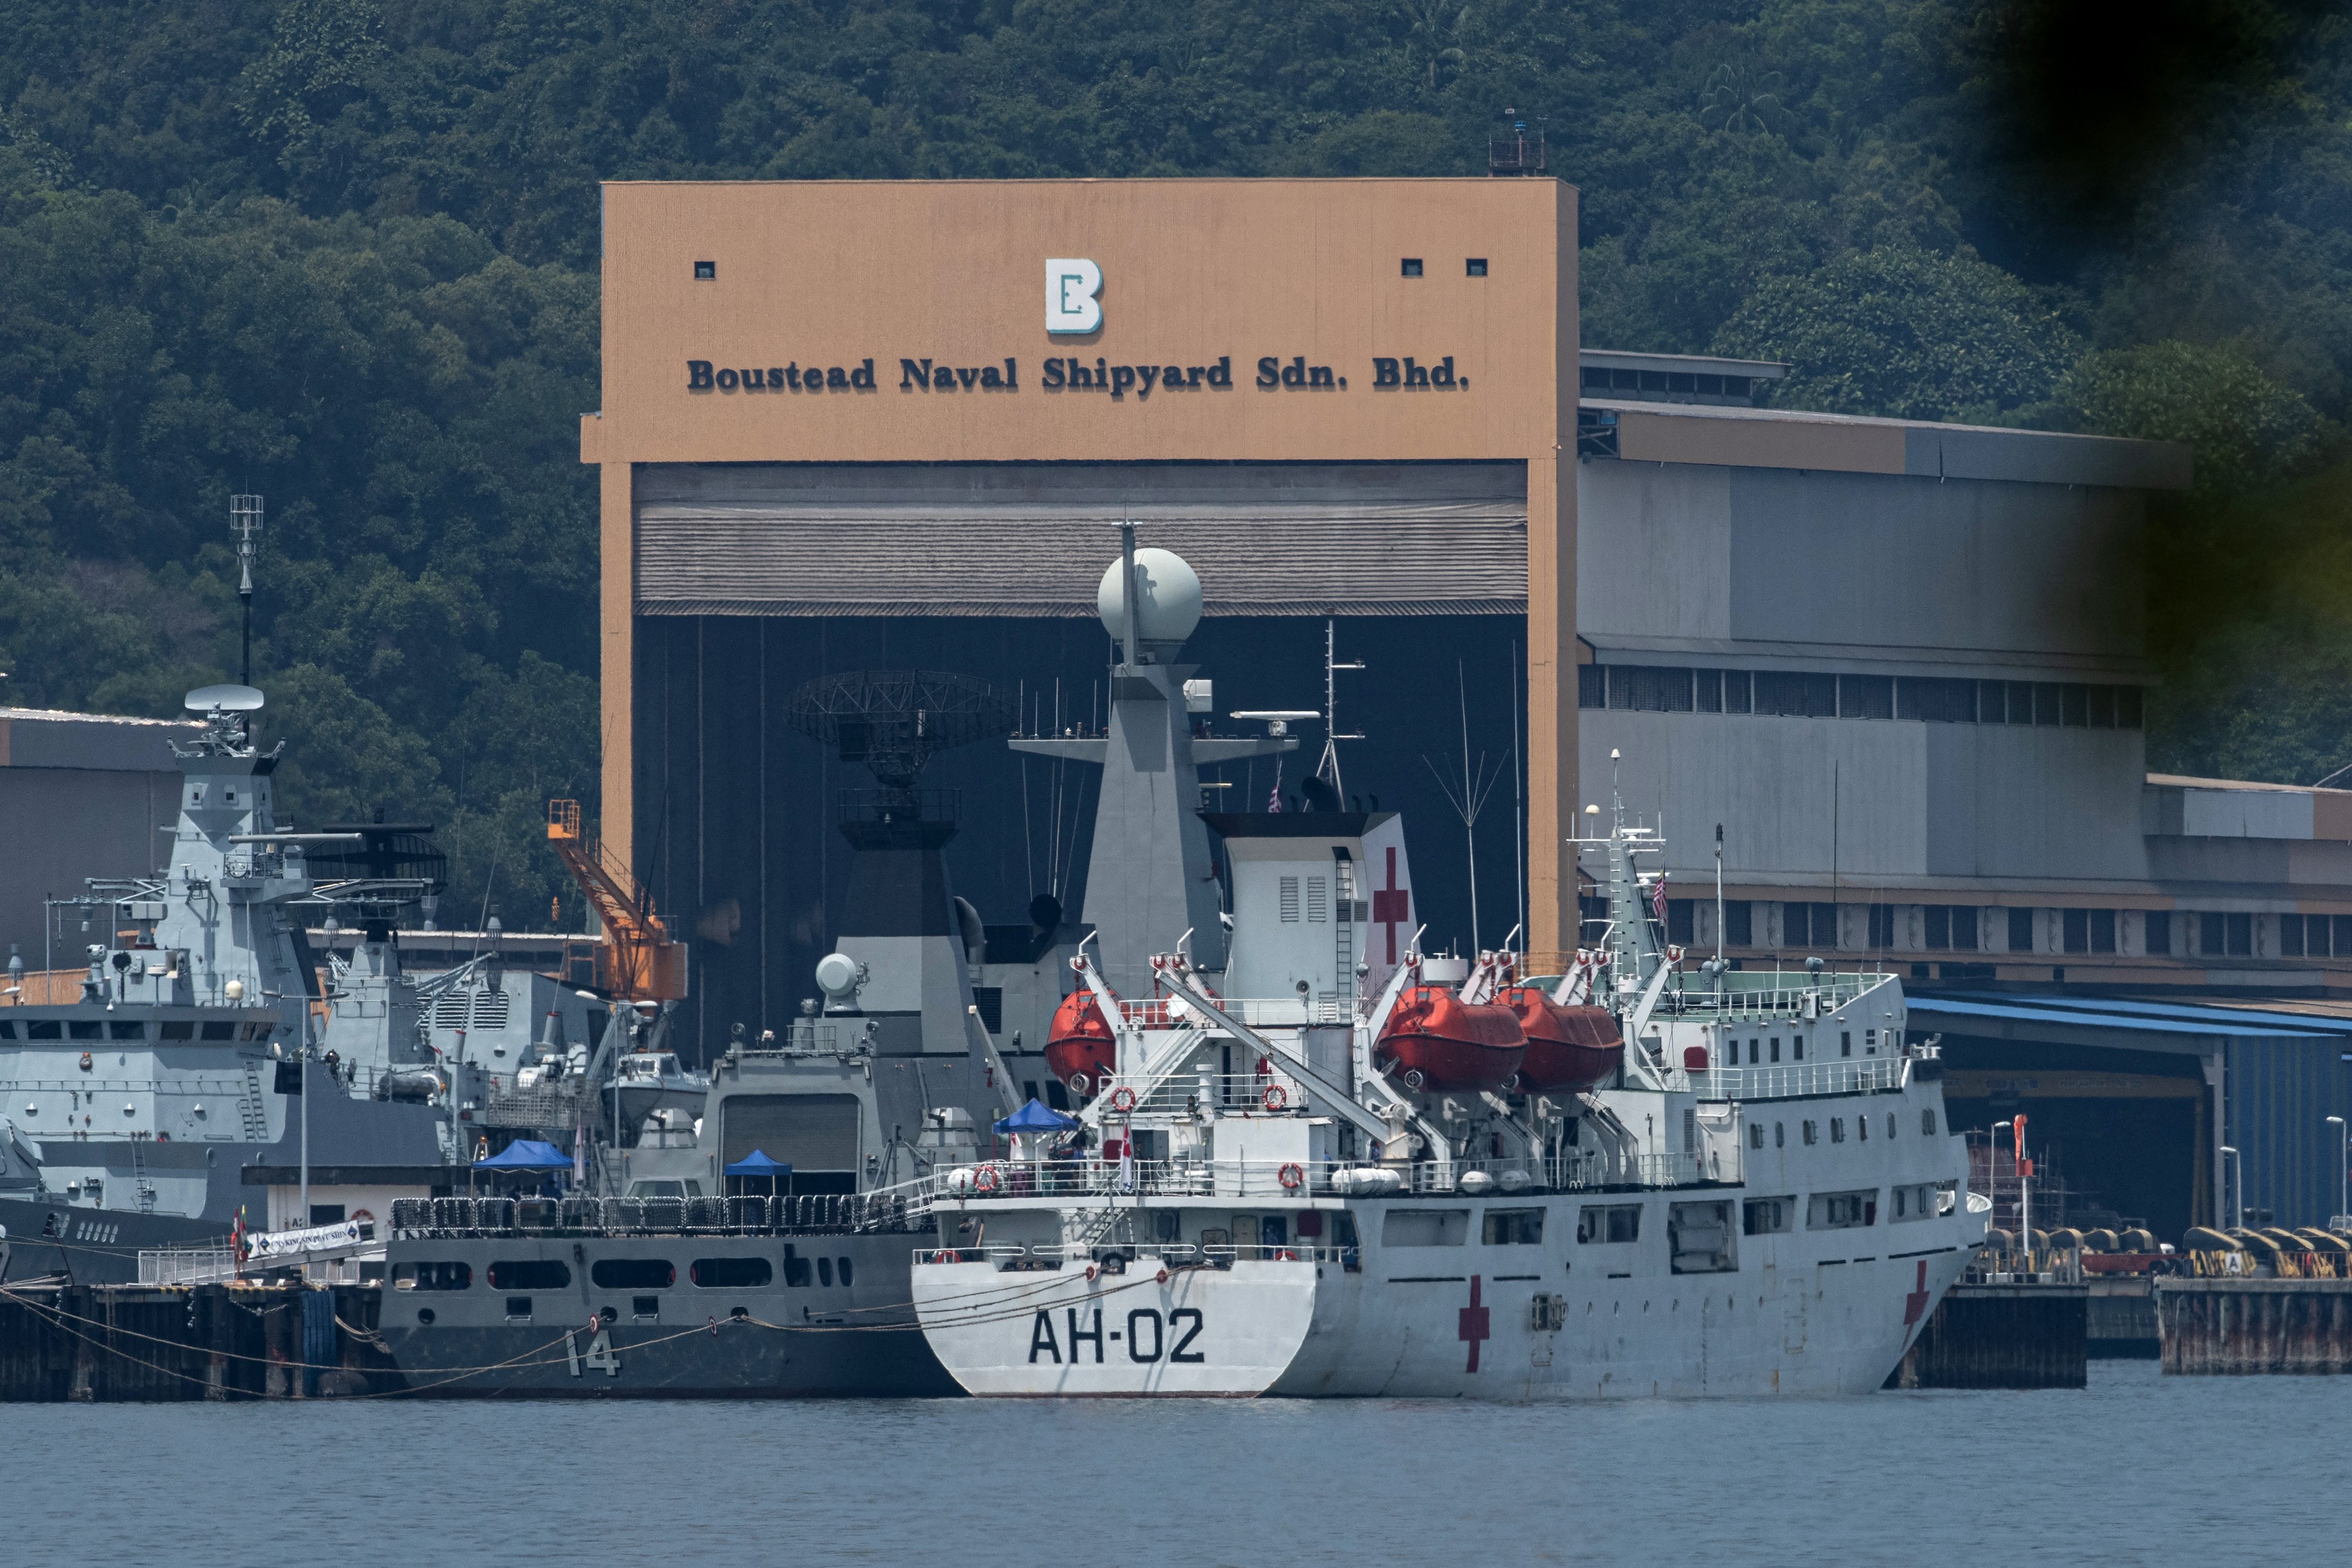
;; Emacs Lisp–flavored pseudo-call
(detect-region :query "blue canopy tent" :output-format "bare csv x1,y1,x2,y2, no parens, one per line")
475,1139,573,1170
725,1149,793,1194
994,1099,1080,1134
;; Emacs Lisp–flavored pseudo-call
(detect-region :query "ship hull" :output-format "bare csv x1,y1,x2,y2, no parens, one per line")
370,1230,961,1397
912,1256,1315,1396
0,1196,228,1285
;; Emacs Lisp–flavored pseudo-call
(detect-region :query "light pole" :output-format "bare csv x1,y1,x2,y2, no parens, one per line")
1992,1120,2011,1269
2219,1145,2241,1231
2328,1116,2346,1229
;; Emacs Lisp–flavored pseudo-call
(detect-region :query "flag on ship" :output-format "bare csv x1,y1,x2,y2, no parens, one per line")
1650,872,1668,924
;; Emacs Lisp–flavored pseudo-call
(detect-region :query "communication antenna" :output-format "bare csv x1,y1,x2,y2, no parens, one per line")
1316,618,1365,793
230,493,264,687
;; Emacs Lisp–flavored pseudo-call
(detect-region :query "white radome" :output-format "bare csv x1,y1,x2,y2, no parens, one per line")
1097,548,1203,646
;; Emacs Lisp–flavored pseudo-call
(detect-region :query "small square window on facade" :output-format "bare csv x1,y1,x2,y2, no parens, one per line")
694,260,716,279
1466,258,1488,276
1401,258,1424,277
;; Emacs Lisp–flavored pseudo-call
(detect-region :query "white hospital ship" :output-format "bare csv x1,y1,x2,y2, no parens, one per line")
908,541,1987,1398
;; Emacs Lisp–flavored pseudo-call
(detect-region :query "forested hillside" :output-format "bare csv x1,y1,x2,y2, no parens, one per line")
5,0,2352,922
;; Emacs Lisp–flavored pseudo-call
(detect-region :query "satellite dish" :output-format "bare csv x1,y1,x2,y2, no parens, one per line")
185,684,264,713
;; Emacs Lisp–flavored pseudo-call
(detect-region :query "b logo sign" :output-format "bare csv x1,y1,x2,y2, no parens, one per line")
1047,258,1102,334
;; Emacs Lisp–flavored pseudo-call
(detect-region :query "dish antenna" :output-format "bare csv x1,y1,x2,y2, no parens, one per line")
184,685,265,715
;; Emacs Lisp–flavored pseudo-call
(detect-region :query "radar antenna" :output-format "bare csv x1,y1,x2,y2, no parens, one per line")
788,670,1016,819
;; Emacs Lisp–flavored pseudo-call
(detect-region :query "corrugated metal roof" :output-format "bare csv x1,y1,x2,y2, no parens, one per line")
634,461,1529,617
1910,989,2348,1039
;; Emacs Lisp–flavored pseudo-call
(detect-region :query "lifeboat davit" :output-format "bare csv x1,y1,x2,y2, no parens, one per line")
1501,987,1623,1094
1375,985,1526,1092
1045,989,1115,1096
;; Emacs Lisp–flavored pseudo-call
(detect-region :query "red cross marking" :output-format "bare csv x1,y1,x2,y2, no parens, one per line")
1372,847,1410,965
1903,1260,1931,1327
1458,1275,1490,1372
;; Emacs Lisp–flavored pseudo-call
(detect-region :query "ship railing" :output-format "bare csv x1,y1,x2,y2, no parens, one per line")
913,1241,1361,1269
1654,971,1892,1022
1684,1057,1910,1102
138,1246,239,1286
1117,996,1354,1030
1108,1071,1325,1119
383,1189,935,1239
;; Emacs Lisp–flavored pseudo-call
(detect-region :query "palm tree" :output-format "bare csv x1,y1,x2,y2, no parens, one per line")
1699,62,1785,135
1400,0,1469,94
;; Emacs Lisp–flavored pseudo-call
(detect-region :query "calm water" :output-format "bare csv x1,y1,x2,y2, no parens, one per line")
17,1361,2340,1566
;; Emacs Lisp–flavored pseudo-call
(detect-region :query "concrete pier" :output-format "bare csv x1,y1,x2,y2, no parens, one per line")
1885,1283,2088,1390
2157,1279,2352,1375
2087,1278,2159,1358
0,1284,401,1402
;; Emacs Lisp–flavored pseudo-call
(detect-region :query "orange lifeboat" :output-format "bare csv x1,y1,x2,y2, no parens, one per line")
1375,985,1526,1092
1045,988,1115,1096
1501,987,1622,1094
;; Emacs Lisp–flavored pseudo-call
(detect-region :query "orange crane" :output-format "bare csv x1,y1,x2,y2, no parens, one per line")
547,800,687,1002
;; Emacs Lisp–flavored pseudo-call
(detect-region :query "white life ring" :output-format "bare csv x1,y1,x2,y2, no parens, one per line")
1277,1162,1304,1191
974,1164,1001,1193
1261,1083,1288,1112
1108,1085,1139,1113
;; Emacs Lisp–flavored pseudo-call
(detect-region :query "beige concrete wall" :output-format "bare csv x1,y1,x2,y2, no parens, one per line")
591,177,1579,950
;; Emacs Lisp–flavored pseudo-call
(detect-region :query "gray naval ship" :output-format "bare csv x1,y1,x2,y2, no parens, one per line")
366,535,1299,1396
0,685,622,1283
371,671,1025,1396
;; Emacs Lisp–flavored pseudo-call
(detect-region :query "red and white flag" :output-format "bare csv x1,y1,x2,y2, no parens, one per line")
1649,872,1668,924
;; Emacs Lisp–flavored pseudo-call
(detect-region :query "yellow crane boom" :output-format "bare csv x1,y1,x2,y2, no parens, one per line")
547,800,687,1002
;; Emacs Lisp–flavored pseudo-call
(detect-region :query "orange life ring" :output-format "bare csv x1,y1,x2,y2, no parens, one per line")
1084,1263,1099,1281
1277,1162,1304,1190
1274,1248,1297,1261
931,1249,957,1264
1262,1083,1288,1112
1108,1085,1138,1113
974,1164,1001,1192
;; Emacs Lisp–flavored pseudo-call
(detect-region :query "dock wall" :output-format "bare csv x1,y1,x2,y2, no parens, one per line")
2157,1279,2352,1375
1885,1284,2088,1390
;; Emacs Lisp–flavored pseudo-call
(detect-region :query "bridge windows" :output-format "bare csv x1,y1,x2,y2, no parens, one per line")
1809,1191,1877,1229
1576,1204,1641,1244
1742,1197,1793,1235
692,1257,774,1288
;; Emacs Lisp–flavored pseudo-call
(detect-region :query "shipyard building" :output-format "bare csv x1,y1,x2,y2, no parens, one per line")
581,178,2350,1235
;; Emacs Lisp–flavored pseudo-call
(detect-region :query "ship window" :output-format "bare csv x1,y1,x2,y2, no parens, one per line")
488,1260,571,1290
69,1021,102,1040
1888,1114,1898,1139
1923,1109,1937,1135
1775,1123,1784,1148
1841,1032,1852,1057
1576,1204,1640,1244
1803,1121,1818,1145
1857,1116,1868,1141
693,1257,773,1288
108,1021,145,1040
590,1259,675,1289
1748,1124,1763,1149
506,1297,533,1319
1382,1209,1469,1246
1808,1191,1876,1229
839,1257,853,1286
1769,1038,1780,1063
1830,1118,1845,1143
392,1261,471,1291
201,1021,236,1040
0,1021,12,1038
1895,1188,1906,1217
1749,1039,1758,1064
817,1256,833,1286
160,1021,193,1039
782,1247,812,1287
1793,1035,1804,1060
27,1020,61,1039
1482,1208,1544,1245
1742,1198,1792,1235
1279,877,1300,922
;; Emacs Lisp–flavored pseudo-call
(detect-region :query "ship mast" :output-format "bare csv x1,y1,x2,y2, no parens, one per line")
1315,619,1364,795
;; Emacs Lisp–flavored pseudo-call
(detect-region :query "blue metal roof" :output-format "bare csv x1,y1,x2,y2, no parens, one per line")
1907,990,2347,1040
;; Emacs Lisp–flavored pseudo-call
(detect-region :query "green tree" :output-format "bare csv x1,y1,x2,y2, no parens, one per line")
1712,245,2082,422
2052,340,2329,495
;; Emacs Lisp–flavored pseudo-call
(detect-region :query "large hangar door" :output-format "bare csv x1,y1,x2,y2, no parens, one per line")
634,462,1529,616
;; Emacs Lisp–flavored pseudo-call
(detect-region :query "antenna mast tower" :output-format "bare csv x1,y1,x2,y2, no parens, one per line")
230,494,264,686
1316,618,1365,793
